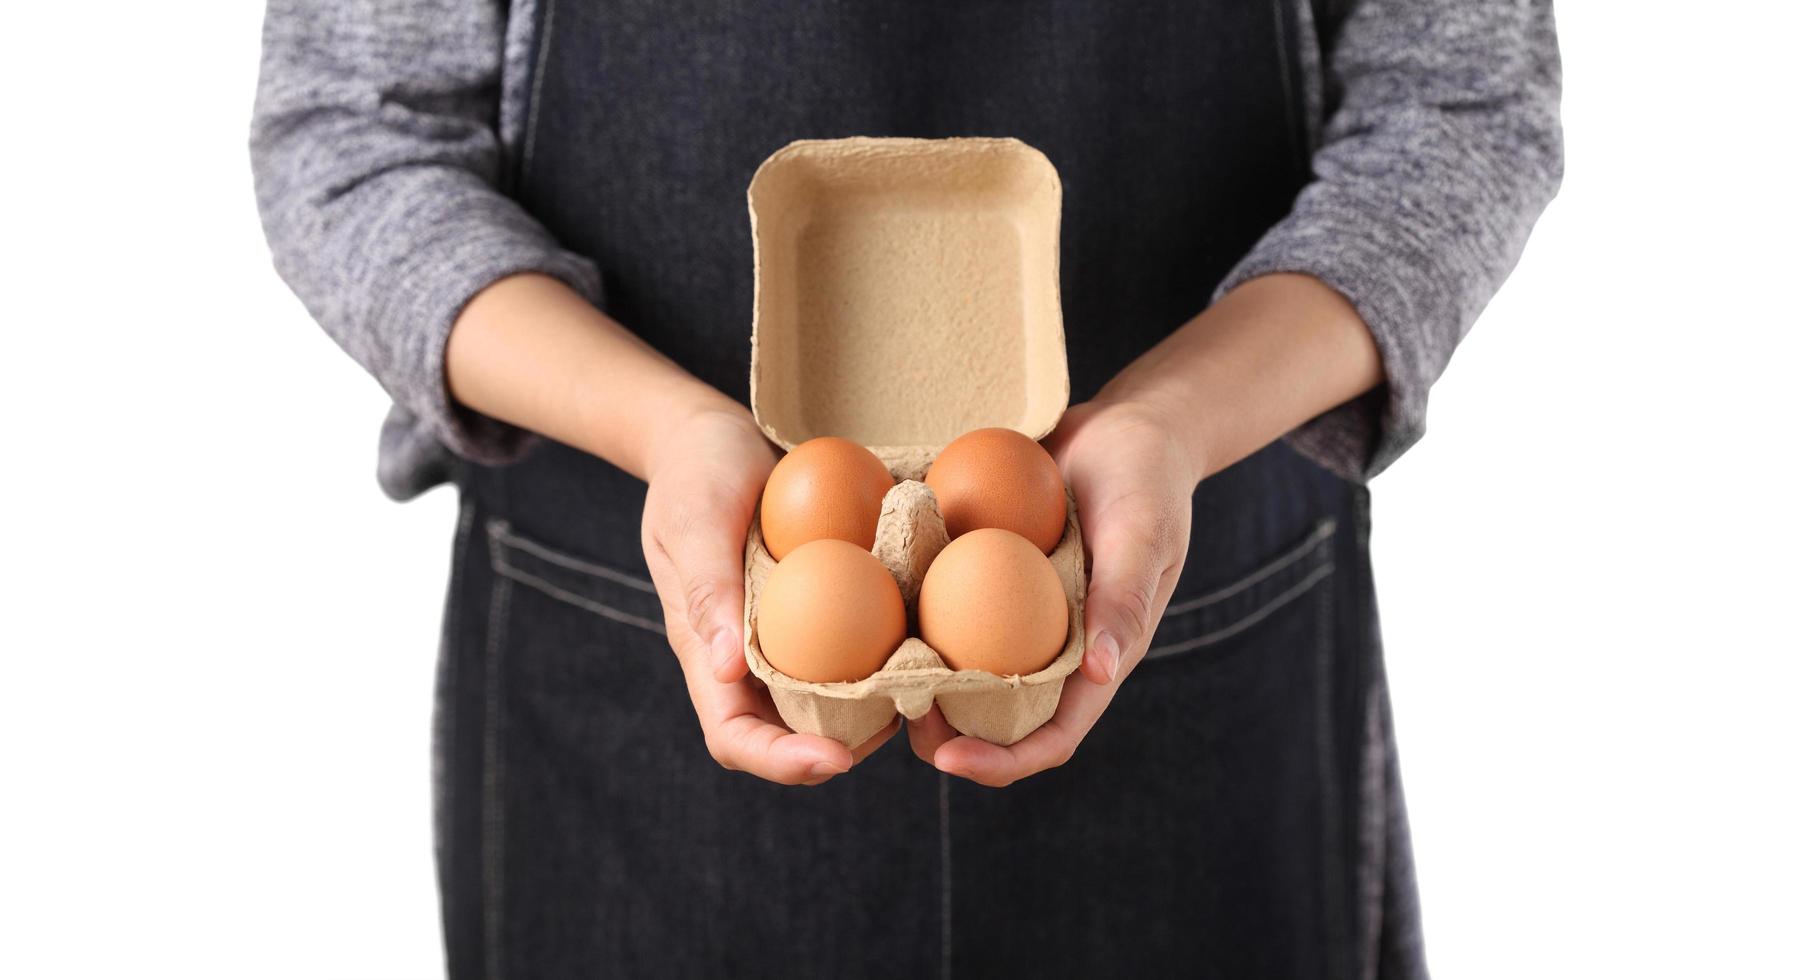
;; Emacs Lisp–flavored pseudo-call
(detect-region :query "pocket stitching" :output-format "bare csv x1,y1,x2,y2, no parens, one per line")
486,516,1337,648
486,520,667,636
1162,517,1336,617
489,520,656,592
493,563,668,636
480,571,512,980
1146,559,1335,660
1145,517,1339,661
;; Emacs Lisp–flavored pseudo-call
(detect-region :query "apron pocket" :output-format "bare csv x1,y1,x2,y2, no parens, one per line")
1146,516,1338,661
485,518,667,637
474,521,942,978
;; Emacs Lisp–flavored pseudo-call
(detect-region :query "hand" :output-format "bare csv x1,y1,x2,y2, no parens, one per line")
449,275,903,784
907,399,1197,786
904,275,1383,785
640,407,901,784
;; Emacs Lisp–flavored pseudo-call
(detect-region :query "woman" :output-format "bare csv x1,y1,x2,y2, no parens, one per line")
252,1,1561,976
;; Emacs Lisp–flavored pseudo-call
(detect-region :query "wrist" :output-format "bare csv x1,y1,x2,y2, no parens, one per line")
449,273,756,480
1057,394,1207,493
633,397,758,483
1095,273,1383,480
1089,356,1227,481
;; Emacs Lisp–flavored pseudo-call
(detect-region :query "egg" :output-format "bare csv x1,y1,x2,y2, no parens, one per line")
924,427,1067,554
760,436,895,560
918,528,1069,677
756,538,906,683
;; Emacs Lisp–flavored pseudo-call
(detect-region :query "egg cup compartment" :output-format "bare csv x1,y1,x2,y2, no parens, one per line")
743,137,1081,748
743,467,1086,748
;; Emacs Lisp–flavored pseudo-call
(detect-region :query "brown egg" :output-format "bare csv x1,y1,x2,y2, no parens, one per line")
924,427,1067,554
918,528,1069,677
757,539,906,683
760,436,895,560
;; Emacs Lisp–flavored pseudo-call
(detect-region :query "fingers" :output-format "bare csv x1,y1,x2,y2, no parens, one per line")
906,703,960,766
721,712,849,781
684,661,853,783
648,502,756,684
1078,510,1182,685
932,726,1073,788
701,701,899,785
713,715,900,785
849,717,903,767
674,524,752,682
928,670,1119,787
714,714,856,785
674,622,909,784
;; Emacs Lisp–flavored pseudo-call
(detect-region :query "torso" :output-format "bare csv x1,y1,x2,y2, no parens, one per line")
441,6,1401,976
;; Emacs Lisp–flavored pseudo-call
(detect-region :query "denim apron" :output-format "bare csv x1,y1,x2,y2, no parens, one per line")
439,2,1425,977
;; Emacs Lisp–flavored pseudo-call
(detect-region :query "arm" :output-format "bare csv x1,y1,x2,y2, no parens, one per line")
909,0,1564,784
250,0,600,470
1233,0,1567,480
252,4,877,783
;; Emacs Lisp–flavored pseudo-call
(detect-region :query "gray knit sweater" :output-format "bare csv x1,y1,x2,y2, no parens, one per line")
251,0,1562,500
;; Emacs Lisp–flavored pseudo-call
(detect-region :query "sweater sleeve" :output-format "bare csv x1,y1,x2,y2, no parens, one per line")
1216,0,1565,481
250,0,601,468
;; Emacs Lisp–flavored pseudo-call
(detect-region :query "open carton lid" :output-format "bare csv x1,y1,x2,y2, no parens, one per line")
747,137,1069,459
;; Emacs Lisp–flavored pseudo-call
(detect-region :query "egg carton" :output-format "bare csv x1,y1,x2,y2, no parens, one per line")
742,136,1082,747
742,460,1086,748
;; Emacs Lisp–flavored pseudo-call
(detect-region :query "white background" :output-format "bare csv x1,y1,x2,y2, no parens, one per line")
3,2,1816,978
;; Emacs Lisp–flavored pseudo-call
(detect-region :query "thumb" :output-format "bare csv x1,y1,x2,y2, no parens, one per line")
1080,519,1173,685
667,510,753,683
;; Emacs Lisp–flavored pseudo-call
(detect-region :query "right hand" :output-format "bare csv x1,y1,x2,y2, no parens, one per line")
449,276,901,781
639,407,900,784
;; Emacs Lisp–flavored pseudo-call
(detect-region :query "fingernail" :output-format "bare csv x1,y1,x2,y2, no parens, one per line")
712,628,740,672
809,761,846,778
1092,630,1121,680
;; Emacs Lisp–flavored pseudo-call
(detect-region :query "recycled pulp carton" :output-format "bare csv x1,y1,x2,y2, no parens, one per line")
742,137,1086,748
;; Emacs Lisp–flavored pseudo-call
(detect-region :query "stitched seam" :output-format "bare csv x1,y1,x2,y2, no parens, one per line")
1146,562,1335,659
520,0,559,177
939,773,953,980
494,563,668,636
492,525,657,593
1354,485,1386,980
433,502,476,873
1359,684,1389,980
1314,535,1347,978
448,503,476,648
480,574,512,980
1164,518,1336,616
1271,0,1307,170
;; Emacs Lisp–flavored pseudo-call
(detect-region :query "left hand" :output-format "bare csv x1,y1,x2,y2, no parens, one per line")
906,398,1199,786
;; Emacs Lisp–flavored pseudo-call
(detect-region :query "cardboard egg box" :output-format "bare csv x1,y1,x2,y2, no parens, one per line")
742,137,1085,748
